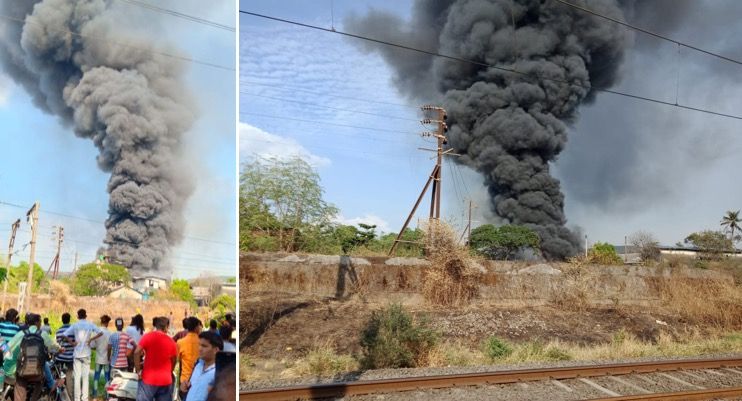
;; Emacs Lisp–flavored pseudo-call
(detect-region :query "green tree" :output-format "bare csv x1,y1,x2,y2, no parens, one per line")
333,223,377,254
684,230,734,260
240,157,338,252
209,294,236,322
588,242,623,265
170,279,195,304
721,210,741,244
7,262,45,292
70,263,130,296
469,224,540,260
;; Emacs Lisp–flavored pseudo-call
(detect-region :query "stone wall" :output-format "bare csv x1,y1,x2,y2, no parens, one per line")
1,293,192,325
240,252,733,307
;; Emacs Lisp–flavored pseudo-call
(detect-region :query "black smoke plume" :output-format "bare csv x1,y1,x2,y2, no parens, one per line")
0,0,195,276
347,0,629,259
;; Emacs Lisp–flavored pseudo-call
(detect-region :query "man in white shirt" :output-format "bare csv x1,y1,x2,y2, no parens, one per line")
64,309,103,401
91,315,112,399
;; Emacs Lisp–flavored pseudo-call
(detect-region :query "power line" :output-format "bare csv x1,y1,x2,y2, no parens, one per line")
553,0,742,67
0,14,233,72
241,112,420,135
241,113,415,145
0,201,235,246
112,0,235,32
241,80,419,109
242,91,419,122
240,10,742,121
246,138,428,160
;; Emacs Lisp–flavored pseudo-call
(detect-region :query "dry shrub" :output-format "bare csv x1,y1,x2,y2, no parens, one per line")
421,220,480,306
48,281,73,310
655,278,742,329
550,264,593,311
291,341,358,377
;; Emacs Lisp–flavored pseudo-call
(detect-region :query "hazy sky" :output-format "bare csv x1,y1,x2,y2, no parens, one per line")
241,0,742,248
0,0,236,279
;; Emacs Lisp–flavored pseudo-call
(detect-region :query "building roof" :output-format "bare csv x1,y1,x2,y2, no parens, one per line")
107,285,145,296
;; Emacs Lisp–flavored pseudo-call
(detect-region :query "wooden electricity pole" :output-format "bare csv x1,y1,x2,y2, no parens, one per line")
2,219,21,311
47,226,63,279
389,105,454,255
22,202,39,315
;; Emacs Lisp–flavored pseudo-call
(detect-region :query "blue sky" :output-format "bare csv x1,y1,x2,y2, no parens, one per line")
0,0,236,279
239,1,742,248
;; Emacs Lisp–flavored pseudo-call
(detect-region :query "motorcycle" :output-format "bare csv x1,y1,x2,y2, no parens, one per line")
105,370,138,401
106,370,180,401
1,359,69,401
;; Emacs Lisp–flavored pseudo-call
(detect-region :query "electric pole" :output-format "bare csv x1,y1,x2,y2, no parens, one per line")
389,105,457,255
2,219,20,311
458,199,477,245
47,226,63,279
23,202,39,315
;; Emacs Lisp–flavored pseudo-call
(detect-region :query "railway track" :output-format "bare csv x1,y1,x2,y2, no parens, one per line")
240,357,742,401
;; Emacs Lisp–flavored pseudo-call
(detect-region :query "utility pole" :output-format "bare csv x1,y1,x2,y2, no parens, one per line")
389,105,456,255
47,226,63,279
458,199,476,245
2,219,20,311
584,234,588,258
624,235,627,263
23,202,39,315
421,105,448,220
73,249,78,273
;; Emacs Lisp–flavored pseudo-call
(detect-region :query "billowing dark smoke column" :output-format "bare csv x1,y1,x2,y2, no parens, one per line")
347,0,629,259
0,0,195,276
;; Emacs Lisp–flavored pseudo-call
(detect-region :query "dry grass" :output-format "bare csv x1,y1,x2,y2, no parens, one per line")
290,341,358,377
48,281,73,310
653,277,742,330
423,341,486,367
549,264,594,311
421,221,481,306
241,331,742,381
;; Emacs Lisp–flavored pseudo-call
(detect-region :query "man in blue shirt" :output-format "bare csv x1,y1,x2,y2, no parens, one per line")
0,309,20,342
55,312,74,400
181,332,222,401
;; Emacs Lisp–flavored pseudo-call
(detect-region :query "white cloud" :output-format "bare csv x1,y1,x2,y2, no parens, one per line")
335,213,391,234
239,122,331,167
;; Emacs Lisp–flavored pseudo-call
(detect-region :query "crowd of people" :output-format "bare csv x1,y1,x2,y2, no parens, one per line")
0,308,236,401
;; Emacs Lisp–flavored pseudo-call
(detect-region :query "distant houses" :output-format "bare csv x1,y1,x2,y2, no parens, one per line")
107,285,146,300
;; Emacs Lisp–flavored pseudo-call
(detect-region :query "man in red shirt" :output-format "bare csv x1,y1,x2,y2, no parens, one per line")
133,317,177,401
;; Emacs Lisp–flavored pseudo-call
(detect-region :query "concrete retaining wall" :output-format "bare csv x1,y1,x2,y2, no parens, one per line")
240,252,733,306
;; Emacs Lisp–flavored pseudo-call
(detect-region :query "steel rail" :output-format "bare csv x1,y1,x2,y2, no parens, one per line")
588,386,742,400
240,357,742,401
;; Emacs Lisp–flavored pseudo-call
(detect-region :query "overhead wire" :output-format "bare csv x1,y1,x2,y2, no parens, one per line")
112,0,235,32
242,91,419,122
553,0,742,67
241,80,420,109
0,201,235,246
240,10,742,121
241,111,420,135
0,13,233,72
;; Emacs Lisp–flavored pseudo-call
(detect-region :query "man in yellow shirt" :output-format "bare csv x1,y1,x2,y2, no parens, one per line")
176,317,202,401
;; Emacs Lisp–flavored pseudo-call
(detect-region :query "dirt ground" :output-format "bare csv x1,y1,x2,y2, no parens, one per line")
240,290,698,360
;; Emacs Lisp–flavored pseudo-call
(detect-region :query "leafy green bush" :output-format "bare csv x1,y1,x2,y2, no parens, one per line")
360,304,438,369
589,242,623,265
484,336,512,361
469,225,540,260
